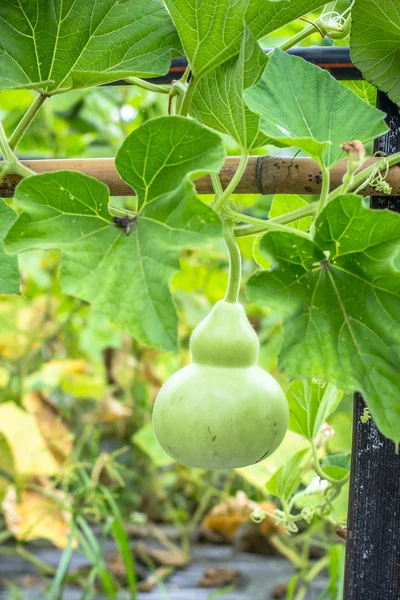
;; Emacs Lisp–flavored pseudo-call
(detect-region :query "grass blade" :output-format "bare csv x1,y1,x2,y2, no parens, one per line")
102,486,137,599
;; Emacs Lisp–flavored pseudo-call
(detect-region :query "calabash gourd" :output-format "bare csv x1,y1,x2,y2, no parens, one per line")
152,300,289,469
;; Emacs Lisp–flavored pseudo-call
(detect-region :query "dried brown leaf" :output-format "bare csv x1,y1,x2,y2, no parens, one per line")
199,567,240,588
2,483,76,548
23,392,73,463
201,491,281,541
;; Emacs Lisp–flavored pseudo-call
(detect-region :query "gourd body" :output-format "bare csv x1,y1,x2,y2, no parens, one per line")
153,301,288,469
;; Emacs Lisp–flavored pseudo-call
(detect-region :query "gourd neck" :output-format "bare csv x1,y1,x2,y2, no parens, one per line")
190,301,259,368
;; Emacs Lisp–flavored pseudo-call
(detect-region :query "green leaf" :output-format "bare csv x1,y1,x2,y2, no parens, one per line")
191,26,269,150
116,116,225,212
165,0,326,79
133,423,174,466
247,195,400,445
164,0,248,78
287,380,343,441
322,465,348,481
321,453,351,471
321,453,351,481
244,49,388,168
344,81,377,107
0,80,54,92
236,430,309,491
0,200,19,294
266,447,308,501
246,0,326,40
5,118,225,351
350,0,400,107
254,194,312,270
0,0,181,92
327,544,346,600
269,194,313,232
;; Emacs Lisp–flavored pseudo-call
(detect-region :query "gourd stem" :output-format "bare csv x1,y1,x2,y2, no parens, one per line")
223,220,241,304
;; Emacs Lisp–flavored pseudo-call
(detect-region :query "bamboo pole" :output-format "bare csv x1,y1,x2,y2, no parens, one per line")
1,156,399,198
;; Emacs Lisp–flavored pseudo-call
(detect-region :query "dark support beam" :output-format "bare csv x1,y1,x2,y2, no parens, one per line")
105,47,362,85
344,92,400,599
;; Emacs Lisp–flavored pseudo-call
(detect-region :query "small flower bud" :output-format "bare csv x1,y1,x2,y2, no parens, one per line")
341,140,366,172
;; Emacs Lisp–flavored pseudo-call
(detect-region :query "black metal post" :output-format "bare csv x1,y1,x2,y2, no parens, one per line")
344,93,400,599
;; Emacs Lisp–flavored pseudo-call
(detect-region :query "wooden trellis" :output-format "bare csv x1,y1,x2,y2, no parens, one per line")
1,155,399,198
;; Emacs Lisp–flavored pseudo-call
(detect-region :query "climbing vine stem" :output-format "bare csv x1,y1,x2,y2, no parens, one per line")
348,151,400,194
0,120,35,180
311,441,349,487
213,152,249,212
232,202,318,238
223,220,242,304
317,167,330,215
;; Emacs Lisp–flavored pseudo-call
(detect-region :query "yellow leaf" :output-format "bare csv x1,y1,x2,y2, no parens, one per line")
86,394,132,424
0,402,60,477
23,392,73,463
0,367,10,388
0,436,14,499
0,297,58,360
235,431,309,492
2,484,76,548
28,359,105,400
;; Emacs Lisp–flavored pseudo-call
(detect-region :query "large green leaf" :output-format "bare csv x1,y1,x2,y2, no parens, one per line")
287,380,343,442
164,0,326,79
164,0,248,78
4,118,225,351
0,0,181,92
116,116,225,211
351,0,400,107
344,81,377,107
244,49,388,168
246,0,326,40
0,200,19,294
191,26,269,150
247,195,400,445
269,194,313,232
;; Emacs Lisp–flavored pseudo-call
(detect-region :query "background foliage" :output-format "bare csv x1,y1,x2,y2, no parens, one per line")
1,0,398,598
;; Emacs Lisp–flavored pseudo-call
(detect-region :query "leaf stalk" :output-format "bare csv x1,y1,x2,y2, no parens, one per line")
232,203,318,238
125,77,170,95
9,93,48,151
